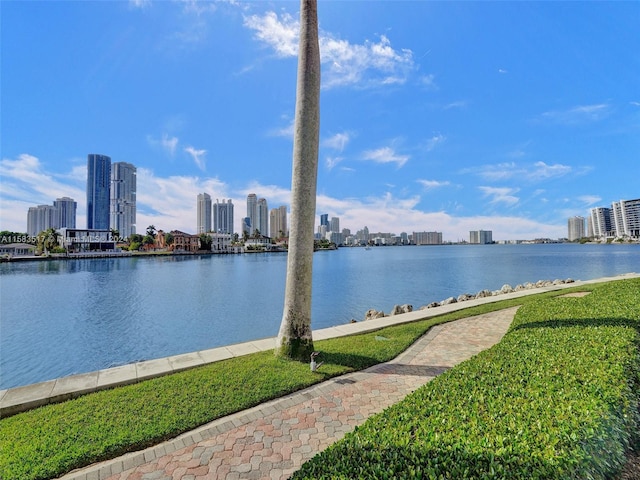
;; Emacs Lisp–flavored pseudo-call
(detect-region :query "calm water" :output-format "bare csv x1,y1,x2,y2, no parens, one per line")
1,243,638,389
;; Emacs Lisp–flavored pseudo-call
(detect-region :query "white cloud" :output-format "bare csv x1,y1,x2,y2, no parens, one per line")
162,134,179,155
578,195,602,206
270,119,295,139
417,179,451,190
539,103,611,124
129,0,150,9
325,156,344,170
184,146,207,171
479,186,520,206
147,133,179,155
425,134,445,151
0,154,87,232
362,146,409,167
0,155,567,242
323,132,350,152
244,11,415,89
465,161,578,183
420,74,437,90
443,100,467,110
244,11,299,57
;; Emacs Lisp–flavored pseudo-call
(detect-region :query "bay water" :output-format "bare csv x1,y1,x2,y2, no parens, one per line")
1,243,638,389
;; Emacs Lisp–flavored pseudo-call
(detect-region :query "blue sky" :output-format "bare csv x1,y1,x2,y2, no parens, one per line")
1,0,639,241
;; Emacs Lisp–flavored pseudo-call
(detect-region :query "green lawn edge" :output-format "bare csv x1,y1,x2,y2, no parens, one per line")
0,280,631,480
293,278,640,480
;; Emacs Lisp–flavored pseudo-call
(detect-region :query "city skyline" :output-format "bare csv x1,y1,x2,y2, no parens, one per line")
1,1,639,241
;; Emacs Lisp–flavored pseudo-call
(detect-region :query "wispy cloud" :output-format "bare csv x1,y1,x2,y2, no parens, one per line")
539,103,611,124
362,146,409,167
184,146,207,171
425,134,445,152
244,11,415,89
578,195,602,206
417,179,451,190
464,161,579,183
147,133,179,155
325,156,344,170
323,132,351,152
129,0,151,9
479,186,520,206
420,74,437,90
443,100,467,110
270,119,295,139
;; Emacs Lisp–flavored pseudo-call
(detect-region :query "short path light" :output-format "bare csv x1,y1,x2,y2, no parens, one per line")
310,351,323,372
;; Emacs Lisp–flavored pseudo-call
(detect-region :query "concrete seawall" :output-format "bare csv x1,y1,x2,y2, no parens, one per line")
2,272,638,418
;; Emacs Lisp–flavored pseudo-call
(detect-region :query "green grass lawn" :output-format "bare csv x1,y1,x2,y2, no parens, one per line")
294,278,640,479
1,279,637,480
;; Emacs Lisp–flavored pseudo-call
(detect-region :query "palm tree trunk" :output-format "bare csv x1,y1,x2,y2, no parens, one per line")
276,0,320,361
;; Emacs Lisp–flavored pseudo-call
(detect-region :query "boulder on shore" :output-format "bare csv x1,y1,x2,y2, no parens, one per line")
390,304,413,315
364,309,385,321
440,296,457,306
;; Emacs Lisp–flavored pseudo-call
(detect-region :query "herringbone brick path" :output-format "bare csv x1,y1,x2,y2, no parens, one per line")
61,307,518,480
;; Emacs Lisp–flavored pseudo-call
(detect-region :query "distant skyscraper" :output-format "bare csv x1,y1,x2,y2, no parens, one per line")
110,162,136,239
257,198,268,235
470,230,492,244
612,198,640,238
213,199,234,234
320,214,328,227
270,205,287,239
329,217,340,233
413,231,443,245
54,197,77,230
567,216,585,241
589,207,612,238
27,205,55,236
87,154,111,229
27,198,77,236
197,193,212,234
246,194,258,232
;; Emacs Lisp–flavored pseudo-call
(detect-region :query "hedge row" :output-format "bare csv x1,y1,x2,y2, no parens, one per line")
294,278,640,479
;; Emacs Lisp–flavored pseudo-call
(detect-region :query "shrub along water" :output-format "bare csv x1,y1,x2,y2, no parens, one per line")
294,278,640,479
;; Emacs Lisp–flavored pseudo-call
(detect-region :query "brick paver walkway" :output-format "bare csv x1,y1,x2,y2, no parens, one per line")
61,307,518,480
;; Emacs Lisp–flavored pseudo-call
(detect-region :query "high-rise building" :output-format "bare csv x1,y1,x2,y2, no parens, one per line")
54,197,77,230
27,205,55,236
27,198,77,236
213,198,234,234
246,194,258,232
589,207,612,238
87,154,111,229
567,216,585,241
270,205,287,239
256,198,268,236
329,217,340,233
413,231,443,245
110,162,136,239
470,230,493,244
612,198,640,238
197,193,212,234
320,214,328,227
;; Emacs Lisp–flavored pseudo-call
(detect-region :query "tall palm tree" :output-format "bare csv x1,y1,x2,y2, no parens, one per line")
276,0,320,361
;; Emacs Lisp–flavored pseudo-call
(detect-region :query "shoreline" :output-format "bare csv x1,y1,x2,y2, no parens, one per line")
2,272,638,418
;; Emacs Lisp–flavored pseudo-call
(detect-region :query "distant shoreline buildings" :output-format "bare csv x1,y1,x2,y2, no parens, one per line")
569,198,640,241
